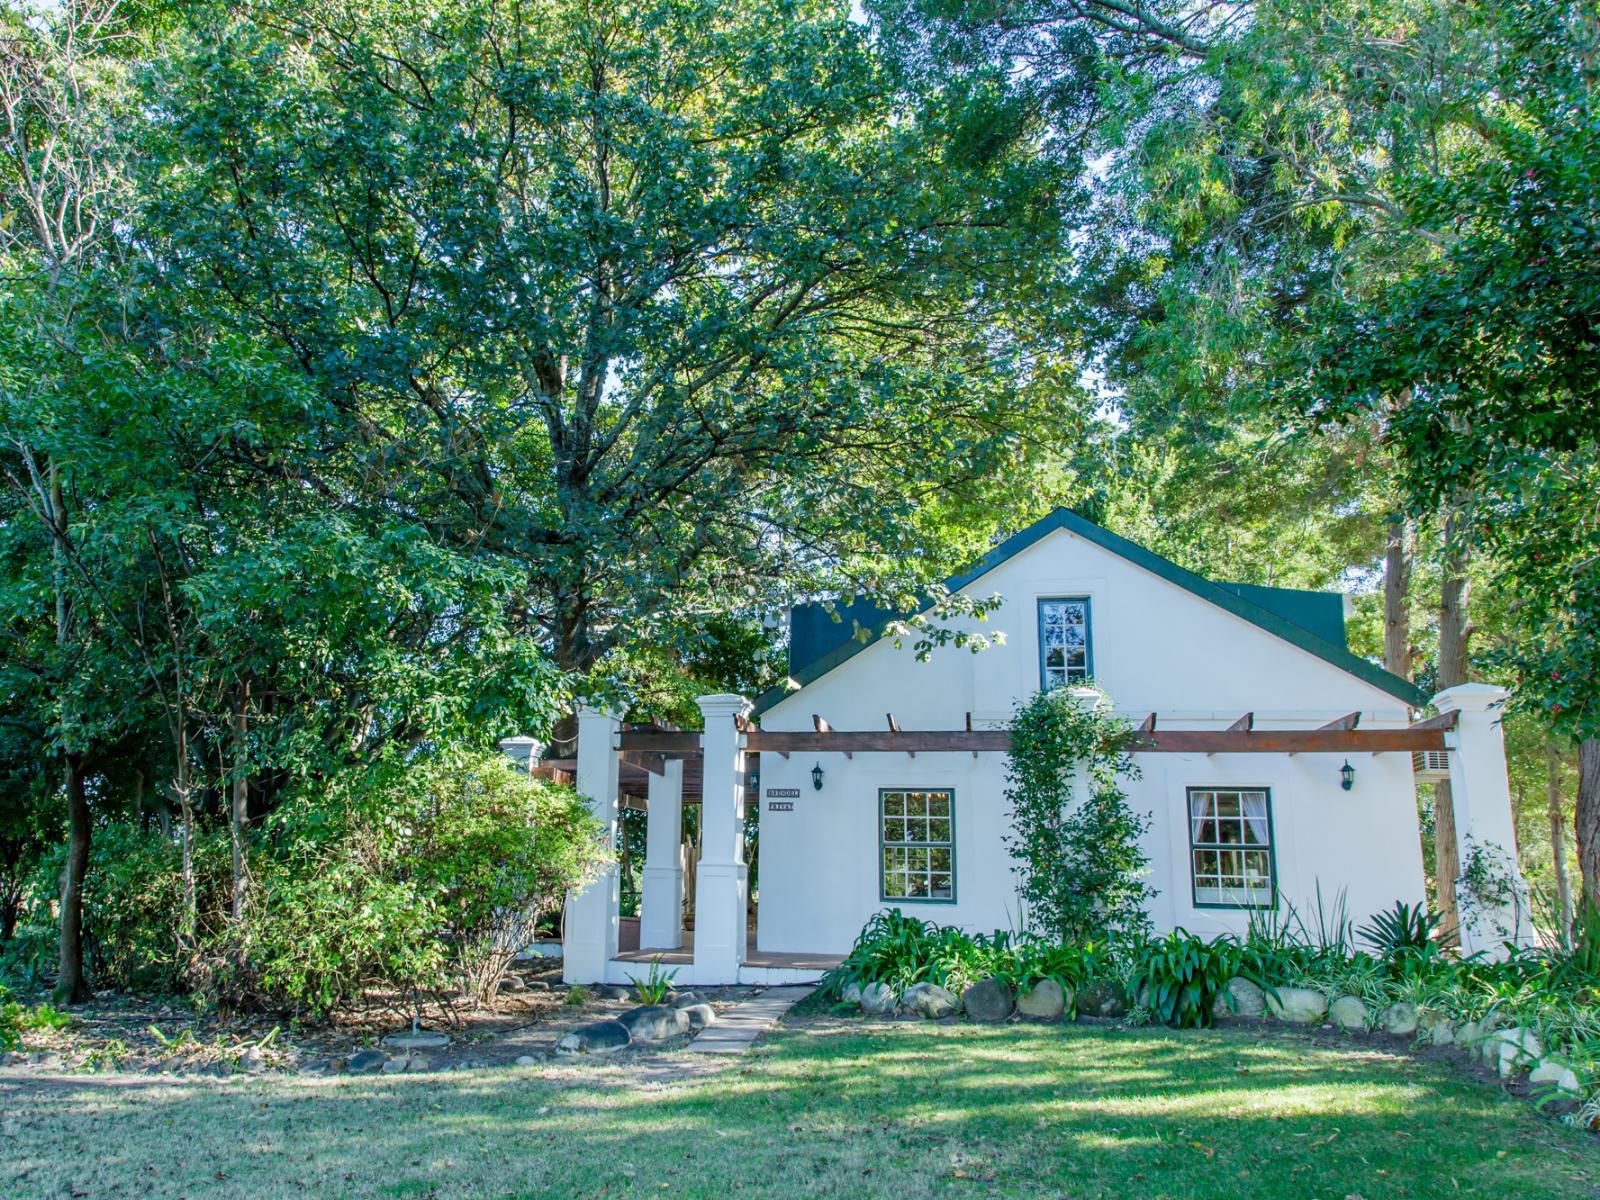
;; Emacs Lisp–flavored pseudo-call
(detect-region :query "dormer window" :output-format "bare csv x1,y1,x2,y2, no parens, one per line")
1038,597,1091,690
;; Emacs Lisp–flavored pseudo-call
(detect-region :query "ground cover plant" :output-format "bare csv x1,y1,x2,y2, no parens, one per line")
4,1020,1596,1199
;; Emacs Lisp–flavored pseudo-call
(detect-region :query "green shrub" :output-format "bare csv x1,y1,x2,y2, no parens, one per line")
221,748,607,1015
822,910,992,999
628,959,679,1005
1128,929,1241,1029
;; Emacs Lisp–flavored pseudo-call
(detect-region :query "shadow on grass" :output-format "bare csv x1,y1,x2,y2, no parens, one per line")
6,1023,1597,1200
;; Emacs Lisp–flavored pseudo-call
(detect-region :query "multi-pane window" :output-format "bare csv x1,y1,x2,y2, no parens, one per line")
880,789,955,902
1188,788,1275,907
1038,597,1091,690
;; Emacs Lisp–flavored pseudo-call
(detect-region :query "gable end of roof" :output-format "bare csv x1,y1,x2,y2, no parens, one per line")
752,509,1426,715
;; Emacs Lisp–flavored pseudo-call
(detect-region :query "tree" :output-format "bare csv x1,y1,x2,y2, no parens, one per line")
141,0,1090,684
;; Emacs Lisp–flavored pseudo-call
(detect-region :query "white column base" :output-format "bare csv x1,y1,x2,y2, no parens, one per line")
692,861,748,983
563,865,620,984
638,865,684,950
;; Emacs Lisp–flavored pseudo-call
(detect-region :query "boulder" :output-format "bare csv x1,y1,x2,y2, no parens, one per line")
1529,1058,1583,1097
404,1056,432,1072
1265,987,1328,1024
1075,979,1131,1019
380,1057,407,1074
1016,980,1067,1022
555,1020,632,1056
840,982,863,1006
239,1047,267,1073
1379,1002,1419,1036
670,992,704,1009
0,1051,26,1068
1419,1013,1455,1045
600,986,632,1001
617,1005,693,1043
902,982,960,1019
347,1049,387,1074
500,974,527,993
1212,978,1267,1020
515,1055,538,1066
858,982,898,1015
962,978,1015,1023
681,1004,717,1030
1328,996,1370,1031
1485,1028,1543,1077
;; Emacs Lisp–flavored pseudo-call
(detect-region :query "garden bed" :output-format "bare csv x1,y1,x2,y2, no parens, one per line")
0,963,758,1080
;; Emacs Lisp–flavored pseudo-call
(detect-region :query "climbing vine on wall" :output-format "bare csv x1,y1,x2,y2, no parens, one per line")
1004,687,1154,944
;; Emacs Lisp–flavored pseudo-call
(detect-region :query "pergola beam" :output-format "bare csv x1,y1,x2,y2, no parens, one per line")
619,716,1456,757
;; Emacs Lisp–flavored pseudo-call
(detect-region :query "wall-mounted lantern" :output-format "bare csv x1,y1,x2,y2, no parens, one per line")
811,762,825,791
1340,759,1355,792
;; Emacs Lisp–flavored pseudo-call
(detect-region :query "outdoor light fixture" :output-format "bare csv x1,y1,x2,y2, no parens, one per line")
811,762,825,791
1340,759,1355,791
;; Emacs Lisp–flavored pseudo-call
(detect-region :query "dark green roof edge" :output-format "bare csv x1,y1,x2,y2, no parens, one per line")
751,508,1427,716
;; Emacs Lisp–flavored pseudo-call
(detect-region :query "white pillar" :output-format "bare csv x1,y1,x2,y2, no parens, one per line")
1433,683,1533,957
693,693,751,983
639,759,685,950
563,706,623,984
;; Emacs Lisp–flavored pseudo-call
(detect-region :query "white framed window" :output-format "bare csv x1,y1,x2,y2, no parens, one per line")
1188,788,1276,908
880,788,955,903
1038,597,1091,690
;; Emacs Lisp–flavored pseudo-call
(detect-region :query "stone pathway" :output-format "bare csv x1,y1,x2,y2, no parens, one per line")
686,986,813,1056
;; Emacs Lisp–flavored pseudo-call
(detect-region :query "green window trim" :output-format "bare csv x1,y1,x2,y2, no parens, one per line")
1187,786,1277,910
1038,596,1093,692
879,787,956,904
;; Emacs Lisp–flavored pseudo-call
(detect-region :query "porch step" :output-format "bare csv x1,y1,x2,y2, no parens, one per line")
686,986,813,1055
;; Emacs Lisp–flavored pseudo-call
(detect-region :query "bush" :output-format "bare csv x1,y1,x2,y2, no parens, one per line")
1127,930,1242,1029
23,823,231,995
223,748,607,1015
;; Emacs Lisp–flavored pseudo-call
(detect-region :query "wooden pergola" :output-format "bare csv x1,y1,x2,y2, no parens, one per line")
609,708,1456,761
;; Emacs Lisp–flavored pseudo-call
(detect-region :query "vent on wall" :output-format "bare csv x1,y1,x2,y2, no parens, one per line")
1412,750,1451,781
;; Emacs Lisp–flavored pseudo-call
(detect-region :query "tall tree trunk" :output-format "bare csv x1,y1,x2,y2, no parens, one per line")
1578,738,1600,915
47,461,93,1003
1383,516,1413,679
56,754,91,1004
1548,743,1575,940
1432,504,1473,943
230,680,251,922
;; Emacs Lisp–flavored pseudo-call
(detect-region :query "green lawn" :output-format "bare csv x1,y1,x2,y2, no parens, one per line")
4,1021,1596,1199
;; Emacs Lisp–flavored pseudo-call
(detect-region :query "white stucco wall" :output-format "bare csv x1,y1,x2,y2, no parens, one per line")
753,526,1427,954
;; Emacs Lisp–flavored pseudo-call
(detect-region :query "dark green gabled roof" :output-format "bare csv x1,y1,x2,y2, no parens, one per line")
752,508,1426,715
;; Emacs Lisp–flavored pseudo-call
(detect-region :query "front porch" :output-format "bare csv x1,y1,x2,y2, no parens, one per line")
610,933,843,987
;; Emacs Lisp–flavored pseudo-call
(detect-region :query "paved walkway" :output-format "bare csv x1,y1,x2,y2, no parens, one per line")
686,986,814,1055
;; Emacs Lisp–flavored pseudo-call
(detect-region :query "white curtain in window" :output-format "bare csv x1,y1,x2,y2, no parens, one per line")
1240,791,1270,845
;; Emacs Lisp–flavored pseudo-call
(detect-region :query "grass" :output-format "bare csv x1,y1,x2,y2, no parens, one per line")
4,1021,1597,1199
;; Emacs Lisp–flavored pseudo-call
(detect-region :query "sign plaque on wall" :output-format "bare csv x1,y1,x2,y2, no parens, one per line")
767,801,795,812
765,787,801,798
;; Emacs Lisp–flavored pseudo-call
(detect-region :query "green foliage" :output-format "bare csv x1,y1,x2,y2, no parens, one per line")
627,959,680,1006
227,750,607,1015
822,909,1102,1003
1358,901,1447,979
1128,930,1242,1030
0,984,71,1050
1004,687,1152,944
564,985,590,1007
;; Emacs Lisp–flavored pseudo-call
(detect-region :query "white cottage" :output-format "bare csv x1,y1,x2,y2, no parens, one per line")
558,509,1531,986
